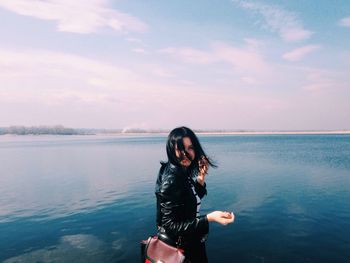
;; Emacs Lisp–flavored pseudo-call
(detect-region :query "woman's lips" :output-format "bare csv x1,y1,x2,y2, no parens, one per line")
181,159,191,164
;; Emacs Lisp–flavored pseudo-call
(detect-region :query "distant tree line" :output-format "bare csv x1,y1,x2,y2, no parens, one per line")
0,125,82,135
0,126,170,135
0,125,279,135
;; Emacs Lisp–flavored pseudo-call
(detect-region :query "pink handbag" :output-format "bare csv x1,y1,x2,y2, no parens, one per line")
141,235,186,263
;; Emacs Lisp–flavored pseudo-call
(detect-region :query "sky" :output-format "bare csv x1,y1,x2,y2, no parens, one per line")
0,0,349,130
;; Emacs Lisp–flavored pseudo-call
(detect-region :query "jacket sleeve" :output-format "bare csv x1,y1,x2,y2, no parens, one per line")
159,177,209,237
194,180,207,199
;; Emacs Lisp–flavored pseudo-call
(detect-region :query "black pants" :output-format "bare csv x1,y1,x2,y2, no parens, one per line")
185,241,208,263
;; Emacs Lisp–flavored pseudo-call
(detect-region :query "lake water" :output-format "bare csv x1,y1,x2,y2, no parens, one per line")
0,134,350,262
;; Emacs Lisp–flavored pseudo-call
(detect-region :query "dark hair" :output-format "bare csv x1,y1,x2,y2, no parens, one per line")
165,126,217,173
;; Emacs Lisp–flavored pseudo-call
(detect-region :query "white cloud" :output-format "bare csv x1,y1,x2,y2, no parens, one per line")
0,0,148,34
282,45,321,62
151,68,176,78
159,47,214,64
131,48,147,54
0,46,348,129
212,42,269,72
0,46,289,129
243,38,264,49
339,17,350,27
0,48,148,109
233,0,313,42
241,76,258,85
0,48,131,83
126,37,144,43
159,41,270,73
301,68,345,92
344,52,350,64
0,48,229,128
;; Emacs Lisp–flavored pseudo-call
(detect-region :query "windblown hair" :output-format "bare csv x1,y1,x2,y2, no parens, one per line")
164,126,217,174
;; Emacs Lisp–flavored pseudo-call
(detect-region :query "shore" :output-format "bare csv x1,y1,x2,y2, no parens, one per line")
1,130,350,136
93,130,350,136
195,130,350,135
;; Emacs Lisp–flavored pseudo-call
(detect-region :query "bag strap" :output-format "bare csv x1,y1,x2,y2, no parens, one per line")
157,228,183,248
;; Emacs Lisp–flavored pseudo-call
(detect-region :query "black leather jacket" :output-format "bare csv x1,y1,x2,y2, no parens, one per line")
155,162,209,245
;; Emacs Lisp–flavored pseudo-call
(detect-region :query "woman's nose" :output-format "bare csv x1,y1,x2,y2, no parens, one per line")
182,150,192,160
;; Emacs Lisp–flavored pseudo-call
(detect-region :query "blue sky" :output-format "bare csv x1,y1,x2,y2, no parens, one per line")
0,0,349,130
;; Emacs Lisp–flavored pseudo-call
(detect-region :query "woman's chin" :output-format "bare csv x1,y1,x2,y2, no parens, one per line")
181,160,191,167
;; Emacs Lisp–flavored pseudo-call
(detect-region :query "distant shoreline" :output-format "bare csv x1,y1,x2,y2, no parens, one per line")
195,130,350,135
94,130,350,136
1,125,350,136
2,132,350,136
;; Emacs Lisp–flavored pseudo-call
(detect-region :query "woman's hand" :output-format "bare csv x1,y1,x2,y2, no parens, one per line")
197,156,209,185
206,211,235,225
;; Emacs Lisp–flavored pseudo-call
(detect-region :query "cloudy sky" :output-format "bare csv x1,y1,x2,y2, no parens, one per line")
0,0,349,130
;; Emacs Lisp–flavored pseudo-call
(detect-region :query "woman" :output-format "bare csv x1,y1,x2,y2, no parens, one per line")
155,127,234,262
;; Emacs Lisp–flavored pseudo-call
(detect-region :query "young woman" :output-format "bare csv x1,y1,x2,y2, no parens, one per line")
155,126,234,262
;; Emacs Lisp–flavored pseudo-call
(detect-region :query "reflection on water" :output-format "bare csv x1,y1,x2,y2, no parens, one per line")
0,134,350,262
0,135,164,222
4,234,112,263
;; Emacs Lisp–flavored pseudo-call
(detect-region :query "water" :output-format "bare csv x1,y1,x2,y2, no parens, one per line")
0,134,349,262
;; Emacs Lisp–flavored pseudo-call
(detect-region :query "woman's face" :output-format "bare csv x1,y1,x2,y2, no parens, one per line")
175,137,195,167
